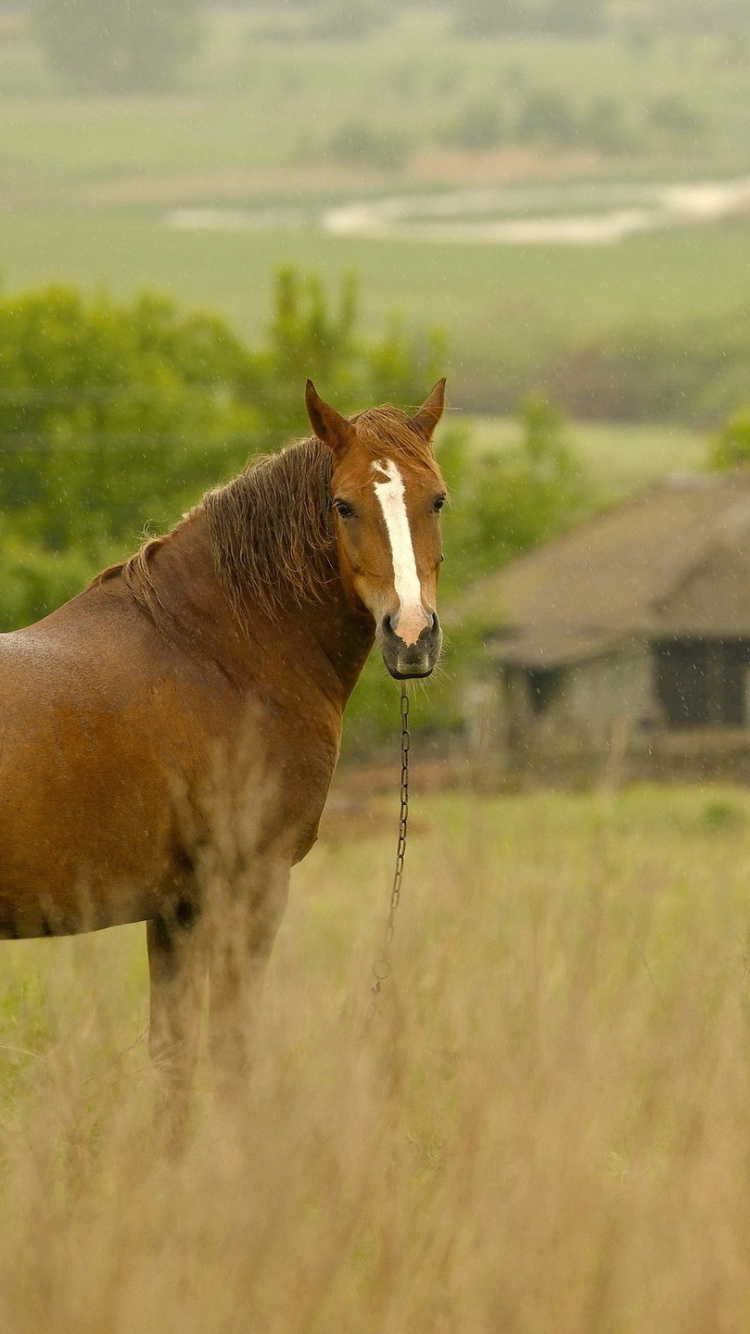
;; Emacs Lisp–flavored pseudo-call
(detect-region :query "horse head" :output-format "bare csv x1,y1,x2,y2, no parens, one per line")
305,379,446,680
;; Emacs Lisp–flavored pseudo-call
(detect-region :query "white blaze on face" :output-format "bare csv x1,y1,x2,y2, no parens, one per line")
371,458,429,646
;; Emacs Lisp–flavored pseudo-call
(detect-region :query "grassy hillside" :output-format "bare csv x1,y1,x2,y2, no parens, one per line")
2,786,750,1328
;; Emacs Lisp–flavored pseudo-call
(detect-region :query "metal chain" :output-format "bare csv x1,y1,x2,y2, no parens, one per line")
370,680,410,998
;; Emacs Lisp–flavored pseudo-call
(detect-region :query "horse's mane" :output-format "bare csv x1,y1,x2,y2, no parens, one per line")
204,436,336,619
96,407,435,623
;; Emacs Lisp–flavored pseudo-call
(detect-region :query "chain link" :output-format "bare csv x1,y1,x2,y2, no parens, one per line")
370,680,410,997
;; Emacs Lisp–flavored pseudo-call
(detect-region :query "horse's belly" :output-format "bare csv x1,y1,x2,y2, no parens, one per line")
0,705,181,937
0,881,156,939
0,802,172,938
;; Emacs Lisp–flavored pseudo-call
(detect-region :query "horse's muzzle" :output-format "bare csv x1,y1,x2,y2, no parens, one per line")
379,612,442,680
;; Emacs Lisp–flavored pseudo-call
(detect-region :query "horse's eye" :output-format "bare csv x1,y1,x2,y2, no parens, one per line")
334,498,355,520
433,495,446,513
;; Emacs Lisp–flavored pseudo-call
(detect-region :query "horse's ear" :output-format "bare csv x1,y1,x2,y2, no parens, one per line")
305,380,349,455
411,378,446,441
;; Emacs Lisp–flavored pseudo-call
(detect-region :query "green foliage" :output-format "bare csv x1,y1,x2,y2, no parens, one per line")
0,269,445,633
33,0,202,93
380,71,697,160
0,526,113,634
0,285,258,562
707,406,750,469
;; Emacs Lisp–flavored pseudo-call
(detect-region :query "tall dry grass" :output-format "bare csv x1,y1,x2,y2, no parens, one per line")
1,786,750,1332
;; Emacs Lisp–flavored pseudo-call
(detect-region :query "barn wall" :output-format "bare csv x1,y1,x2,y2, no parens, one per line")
494,644,656,786
545,643,653,746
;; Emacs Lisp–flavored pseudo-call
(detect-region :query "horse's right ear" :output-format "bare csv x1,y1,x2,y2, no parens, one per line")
305,380,349,455
411,378,446,441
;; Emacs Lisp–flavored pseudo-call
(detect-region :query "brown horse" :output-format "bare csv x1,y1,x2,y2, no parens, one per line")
0,380,446,1119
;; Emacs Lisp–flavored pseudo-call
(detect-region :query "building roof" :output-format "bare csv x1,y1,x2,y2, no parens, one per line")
461,474,750,668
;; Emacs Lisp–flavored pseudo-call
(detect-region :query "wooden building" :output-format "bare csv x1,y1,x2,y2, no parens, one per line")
462,474,750,785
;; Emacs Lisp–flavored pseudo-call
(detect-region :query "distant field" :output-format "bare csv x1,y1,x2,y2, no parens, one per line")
2,10,750,186
1,7,750,415
0,205,749,412
2,786,750,1329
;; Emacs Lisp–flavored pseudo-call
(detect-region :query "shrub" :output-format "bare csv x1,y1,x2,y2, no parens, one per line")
517,89,578,147
440,99,504,151
247,266,445,440
645,95,706,143
581,96,636,154
327,119,410,170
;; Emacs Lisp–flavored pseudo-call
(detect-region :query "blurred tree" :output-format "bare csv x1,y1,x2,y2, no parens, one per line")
0,285,258,557
517,89,578,147
327,119,411,170
440,98,504,150
33,0,203,93
245,266,445,442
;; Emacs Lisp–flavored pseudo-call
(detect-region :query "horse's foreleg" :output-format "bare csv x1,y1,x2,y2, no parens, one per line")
147,911,208,1145
207,858,290,1105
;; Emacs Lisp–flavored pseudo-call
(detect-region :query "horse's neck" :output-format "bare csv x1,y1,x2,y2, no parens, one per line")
144,512,374,704
295,588,375,703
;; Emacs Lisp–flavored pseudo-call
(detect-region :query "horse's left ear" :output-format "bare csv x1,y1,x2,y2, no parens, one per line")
411,378,447,441
305,380,350,455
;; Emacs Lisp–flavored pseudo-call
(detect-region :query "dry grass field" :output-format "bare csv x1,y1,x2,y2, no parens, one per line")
2,784,750,1331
